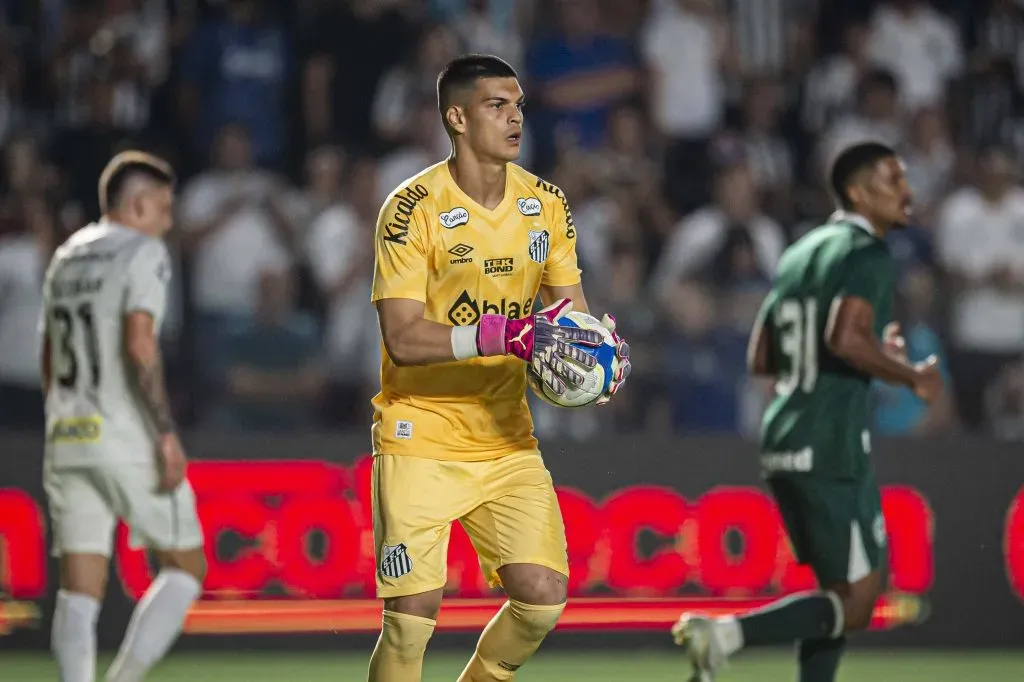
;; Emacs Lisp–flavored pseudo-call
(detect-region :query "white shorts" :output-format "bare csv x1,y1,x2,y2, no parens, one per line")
43,460,204,558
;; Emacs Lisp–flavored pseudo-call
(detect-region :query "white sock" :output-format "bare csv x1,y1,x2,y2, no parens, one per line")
52,589,101,682
713,615,745,657
106,569,201,682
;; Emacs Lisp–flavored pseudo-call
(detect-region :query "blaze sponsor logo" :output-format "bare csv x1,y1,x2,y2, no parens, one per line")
447,291,534,326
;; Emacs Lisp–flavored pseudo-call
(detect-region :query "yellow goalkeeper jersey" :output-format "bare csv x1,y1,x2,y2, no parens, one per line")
370,160,581,461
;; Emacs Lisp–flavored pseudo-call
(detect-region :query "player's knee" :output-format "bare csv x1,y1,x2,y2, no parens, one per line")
155,547,207,584
507,599,565,641
59,554,109,601
498,564,568,606
380,610,436,664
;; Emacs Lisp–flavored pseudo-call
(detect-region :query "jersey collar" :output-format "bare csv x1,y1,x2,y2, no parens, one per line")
828,210,878,237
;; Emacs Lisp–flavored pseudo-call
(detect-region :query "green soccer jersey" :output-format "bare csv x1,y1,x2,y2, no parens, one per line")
756,213,895,479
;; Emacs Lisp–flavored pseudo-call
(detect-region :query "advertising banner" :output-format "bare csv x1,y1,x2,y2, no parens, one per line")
1,434,1022,648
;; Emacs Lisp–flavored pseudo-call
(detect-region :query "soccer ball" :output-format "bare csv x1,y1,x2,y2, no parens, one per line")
528,311,618,408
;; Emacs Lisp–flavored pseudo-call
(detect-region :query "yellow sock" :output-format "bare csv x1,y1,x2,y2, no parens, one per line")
367,610,436,682
457,600,566,681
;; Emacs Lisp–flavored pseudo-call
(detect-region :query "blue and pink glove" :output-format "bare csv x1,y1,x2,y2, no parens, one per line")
595,313,631,405
477,299,600,395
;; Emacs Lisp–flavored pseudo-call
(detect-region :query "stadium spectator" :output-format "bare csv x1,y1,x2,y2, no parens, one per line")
372,24,459,149
802,19,872,137
179,0,289,168
179,123,292,382
652,161,784,310
663,281,749,433
215,269,326,431
304,157,380,428
375,99,449,206
866,0,963,111
734,77,795,222
817,68,905,176
901,106,955,227
50,78,139,224
985,361,1024,440
938,145,1024,430
302,0,418,154
0,195,53,430
961,56,1024,154
431,0,526,69
641,0,730,214
526,0,642,171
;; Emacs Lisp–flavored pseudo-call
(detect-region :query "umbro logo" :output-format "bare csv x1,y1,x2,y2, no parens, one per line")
449,243,474,264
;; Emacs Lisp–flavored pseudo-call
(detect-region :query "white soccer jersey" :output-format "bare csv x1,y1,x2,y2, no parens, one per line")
42,220,171,466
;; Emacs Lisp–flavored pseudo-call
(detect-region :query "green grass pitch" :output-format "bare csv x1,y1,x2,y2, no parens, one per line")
3,650,1023,680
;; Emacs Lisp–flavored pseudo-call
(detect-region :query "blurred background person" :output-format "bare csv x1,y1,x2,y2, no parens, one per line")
938,145,1024,430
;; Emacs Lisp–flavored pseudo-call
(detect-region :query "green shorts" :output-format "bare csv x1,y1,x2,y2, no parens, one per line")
766,473,887,585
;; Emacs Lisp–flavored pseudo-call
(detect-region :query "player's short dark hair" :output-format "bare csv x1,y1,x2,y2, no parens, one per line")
829,142,897,210
98,151,176,214
436,54,518,117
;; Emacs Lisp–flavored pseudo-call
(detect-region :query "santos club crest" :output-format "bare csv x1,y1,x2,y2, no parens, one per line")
379,543,413,578
528,230,549,264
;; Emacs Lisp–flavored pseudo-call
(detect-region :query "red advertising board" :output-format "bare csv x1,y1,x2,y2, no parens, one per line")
1,434,1022,646
1,458,936,633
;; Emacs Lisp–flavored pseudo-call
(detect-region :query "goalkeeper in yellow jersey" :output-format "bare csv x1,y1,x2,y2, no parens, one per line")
367,54,631,682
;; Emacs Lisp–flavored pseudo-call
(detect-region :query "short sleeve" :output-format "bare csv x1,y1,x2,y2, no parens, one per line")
839,244,894,306
371,190,430,303
124,239,171,317
538,183,582,287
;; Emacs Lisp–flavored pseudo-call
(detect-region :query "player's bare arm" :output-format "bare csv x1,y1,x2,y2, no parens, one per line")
747,319,775,377
827,296,941,402
124,310,185,491
376,297,460,367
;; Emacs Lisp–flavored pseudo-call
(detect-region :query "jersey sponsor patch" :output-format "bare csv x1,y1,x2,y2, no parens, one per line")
439,207,470,229
50,416,102,444
517,197,541,216
484,257,514,277
380,543,413,578
448,243,474,264
395,420,413,440
528,230,550,264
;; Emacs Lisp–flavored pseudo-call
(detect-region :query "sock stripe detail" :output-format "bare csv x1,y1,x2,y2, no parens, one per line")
381,609,437,628
825,590,844,638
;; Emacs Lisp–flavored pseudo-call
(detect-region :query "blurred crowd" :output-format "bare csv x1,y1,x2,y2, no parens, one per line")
4,0,1024,439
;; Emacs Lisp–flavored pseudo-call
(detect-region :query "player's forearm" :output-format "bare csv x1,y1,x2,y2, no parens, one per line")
126,344,177,435
831,332,919,388
383,317,460,367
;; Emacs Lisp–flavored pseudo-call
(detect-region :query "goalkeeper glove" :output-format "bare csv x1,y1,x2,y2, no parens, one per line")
475,298,602,395
595,313,631,405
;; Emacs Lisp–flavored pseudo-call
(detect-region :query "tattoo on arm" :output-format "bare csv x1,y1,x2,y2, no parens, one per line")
129,348,176,435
